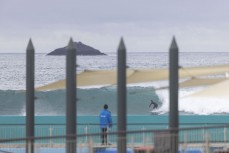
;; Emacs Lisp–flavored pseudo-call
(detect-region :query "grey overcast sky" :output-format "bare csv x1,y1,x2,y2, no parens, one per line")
1,0,229,53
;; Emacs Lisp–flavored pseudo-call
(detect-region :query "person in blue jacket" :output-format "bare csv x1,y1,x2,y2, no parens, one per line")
99,104,112,145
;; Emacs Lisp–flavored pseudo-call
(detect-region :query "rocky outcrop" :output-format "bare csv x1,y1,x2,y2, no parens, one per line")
47,42,106,56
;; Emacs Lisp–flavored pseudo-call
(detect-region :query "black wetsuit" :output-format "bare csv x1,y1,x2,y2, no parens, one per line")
149,100,158,109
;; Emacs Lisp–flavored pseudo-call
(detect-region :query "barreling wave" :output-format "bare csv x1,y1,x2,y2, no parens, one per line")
1,86,228,115
0,86,161,115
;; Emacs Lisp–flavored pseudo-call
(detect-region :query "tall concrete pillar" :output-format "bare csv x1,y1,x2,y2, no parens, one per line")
117,38,127,153
66,38,77,153
26,39,35,153
169,36,179,153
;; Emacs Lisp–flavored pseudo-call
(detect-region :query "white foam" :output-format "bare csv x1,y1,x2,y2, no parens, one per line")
153,86,210,115
127,80,169,88
154,89,169,114
180,97,229,115
78,85,110,89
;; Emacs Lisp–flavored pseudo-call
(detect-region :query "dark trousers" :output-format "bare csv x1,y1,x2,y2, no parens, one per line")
101,128,107,144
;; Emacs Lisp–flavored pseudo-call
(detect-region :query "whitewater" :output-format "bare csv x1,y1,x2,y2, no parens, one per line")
0,52,229,115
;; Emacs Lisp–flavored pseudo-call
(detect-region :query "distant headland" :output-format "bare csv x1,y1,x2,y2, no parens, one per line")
47,42,106,56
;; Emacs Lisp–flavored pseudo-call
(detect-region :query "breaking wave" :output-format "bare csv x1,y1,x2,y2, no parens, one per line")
0,86,160,115
1,84,227,115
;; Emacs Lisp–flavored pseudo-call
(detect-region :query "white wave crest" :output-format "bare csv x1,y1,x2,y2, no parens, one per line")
180,97,229,115
154,87,213,115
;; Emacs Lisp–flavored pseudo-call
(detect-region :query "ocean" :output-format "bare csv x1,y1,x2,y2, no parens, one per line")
0,52,229,131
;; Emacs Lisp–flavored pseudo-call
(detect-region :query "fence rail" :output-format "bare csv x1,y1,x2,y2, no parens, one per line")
1,125,229,153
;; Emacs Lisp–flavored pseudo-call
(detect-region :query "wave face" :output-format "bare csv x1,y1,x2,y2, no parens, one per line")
0,86,160,115
2,86,229,115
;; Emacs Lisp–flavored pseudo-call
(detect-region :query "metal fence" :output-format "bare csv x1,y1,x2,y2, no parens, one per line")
0,123,166,140
1,125,229,153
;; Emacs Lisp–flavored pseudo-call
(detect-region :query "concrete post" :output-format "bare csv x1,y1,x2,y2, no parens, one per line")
26,39,35,153
169,36,179,153
66,38,76,153
117,38,127,153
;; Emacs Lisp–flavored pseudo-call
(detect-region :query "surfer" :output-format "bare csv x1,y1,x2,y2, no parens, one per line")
149,100,158,109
